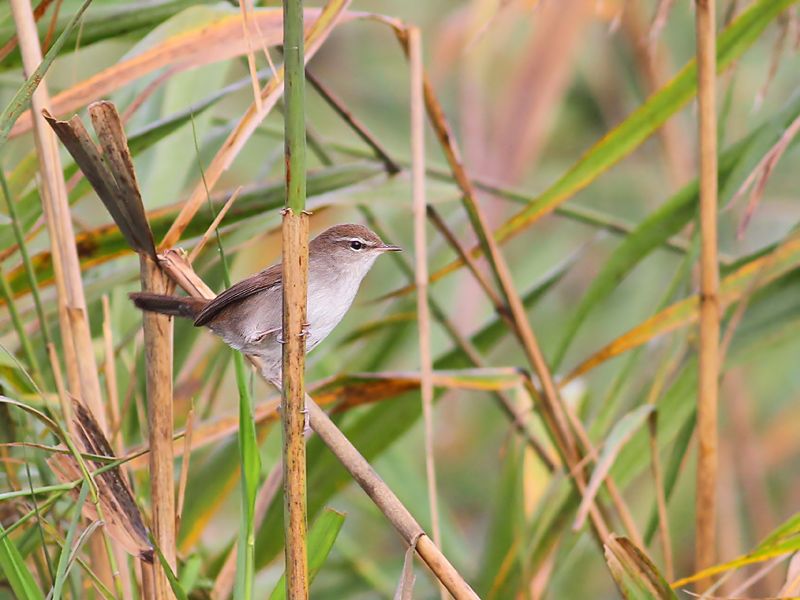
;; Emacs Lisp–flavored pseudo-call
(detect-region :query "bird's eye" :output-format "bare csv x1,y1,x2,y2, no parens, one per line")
349,240,364,250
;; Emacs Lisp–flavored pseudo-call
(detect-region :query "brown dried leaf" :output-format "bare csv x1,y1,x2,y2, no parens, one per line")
43,107,156,258
48,400,152,562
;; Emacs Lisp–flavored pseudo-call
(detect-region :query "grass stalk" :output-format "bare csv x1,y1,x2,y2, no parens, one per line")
408,26,443,598
282,0,310,597
649,413,674,583
140,255,176,599
101,295,122,452
0,268,42,384
694,0,720,589
0,168,52,349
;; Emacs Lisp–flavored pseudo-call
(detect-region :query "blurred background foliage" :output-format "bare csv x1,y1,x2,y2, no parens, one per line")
0,0,799,598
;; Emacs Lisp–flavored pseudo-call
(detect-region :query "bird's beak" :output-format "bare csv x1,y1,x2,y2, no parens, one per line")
378,244,402,252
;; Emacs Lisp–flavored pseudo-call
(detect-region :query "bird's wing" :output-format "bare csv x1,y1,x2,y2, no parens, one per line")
193,263,282,327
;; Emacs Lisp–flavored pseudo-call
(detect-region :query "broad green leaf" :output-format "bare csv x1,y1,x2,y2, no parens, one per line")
268,508,346,600
552,91,800,369
408,0,798,293
0,522,45,600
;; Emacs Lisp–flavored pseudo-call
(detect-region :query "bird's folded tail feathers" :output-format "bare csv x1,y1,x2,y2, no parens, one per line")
129,293,207,321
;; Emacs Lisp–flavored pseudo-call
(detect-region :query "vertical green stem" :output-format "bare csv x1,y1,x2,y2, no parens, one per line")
282,0,309,598
0,268,42,385
284,0,307,215
0,168,52,349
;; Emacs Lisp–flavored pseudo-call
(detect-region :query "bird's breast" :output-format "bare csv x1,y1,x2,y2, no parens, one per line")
305,270,361,350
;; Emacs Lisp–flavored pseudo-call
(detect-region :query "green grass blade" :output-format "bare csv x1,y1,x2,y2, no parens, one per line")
0,522,45,600
152,537,189,600
475,439,524,598
0,0,94,149
51,482,90,600
189,108,262,600
233,352,260,600
0,268,41,383
0,167,52,350
268,508,346,600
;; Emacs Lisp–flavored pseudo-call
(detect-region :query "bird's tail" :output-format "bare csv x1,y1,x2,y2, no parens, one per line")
129,293,207,320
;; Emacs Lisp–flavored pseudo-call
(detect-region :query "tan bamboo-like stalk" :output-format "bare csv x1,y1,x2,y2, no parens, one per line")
408,28,443,592
102,295,122,451
281,211,310,599
282,1,310,593
175,403,195,532
140,255,176,599
10,0,114,590
694,0,720,589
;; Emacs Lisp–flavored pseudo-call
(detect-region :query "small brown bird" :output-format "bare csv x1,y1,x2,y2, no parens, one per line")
130,224,401,386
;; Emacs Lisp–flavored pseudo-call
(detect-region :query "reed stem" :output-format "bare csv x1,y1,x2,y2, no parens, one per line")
282,0,310,596
694,0,720,590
